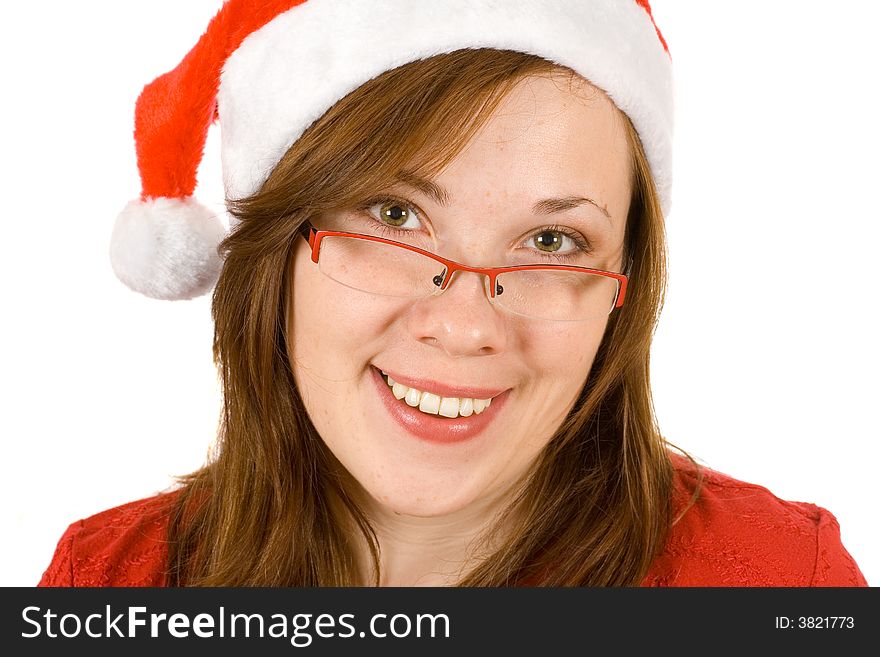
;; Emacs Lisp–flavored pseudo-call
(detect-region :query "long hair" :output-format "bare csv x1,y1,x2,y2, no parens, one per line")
166,49,694,586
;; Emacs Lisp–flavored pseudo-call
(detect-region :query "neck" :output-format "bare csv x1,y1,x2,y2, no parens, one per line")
353,483,523,587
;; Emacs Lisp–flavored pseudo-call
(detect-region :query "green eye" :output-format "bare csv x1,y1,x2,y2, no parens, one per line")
380,201,411,227
534,230,563,252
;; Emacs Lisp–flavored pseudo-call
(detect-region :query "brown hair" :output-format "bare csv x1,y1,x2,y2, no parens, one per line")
166,49,697,586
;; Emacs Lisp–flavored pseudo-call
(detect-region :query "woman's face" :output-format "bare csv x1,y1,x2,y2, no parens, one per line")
288,74,631,518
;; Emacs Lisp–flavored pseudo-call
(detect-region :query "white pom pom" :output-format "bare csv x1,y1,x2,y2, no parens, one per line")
110,197,227,300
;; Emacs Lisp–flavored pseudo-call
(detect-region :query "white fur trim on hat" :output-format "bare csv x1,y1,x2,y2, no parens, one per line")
218,0,673,215
110,197,226,300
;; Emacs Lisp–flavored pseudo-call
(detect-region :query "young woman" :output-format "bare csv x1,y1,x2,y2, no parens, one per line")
39,0,866,587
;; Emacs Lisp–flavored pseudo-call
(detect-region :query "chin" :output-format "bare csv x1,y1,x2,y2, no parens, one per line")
362,476,483,518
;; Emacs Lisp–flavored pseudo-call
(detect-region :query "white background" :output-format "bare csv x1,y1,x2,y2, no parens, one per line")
1,1,876,586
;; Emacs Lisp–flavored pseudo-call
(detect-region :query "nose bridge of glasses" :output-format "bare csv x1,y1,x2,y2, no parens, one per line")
438,261,498,300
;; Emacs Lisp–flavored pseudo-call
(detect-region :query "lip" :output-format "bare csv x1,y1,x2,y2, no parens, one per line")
370,366,511,444
373,366,508,400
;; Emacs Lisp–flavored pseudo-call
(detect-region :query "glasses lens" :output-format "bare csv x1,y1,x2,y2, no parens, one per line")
494,268,620,321
315,234,622,321
317,235,445,298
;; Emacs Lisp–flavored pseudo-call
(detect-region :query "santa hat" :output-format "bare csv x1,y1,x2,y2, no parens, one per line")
110,0,672,300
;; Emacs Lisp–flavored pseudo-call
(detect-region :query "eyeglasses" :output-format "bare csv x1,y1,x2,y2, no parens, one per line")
297,222,629,322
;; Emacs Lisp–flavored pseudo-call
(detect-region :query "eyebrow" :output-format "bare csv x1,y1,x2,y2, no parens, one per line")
532,196,611,219
396,170,610,220
395,170,451,207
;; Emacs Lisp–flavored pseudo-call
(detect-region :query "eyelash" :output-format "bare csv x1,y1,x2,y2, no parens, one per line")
357,195,593,260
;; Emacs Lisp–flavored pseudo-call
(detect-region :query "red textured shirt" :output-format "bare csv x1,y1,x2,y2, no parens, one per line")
38,454,867,587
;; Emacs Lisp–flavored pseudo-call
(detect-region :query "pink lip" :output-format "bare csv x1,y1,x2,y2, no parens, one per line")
373,366,508,400
370,366,510,444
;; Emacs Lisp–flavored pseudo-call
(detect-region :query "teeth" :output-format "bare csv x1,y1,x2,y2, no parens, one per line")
404,387,421,407
381,372,494,419
458,398,474,417
419,392,442,415
438,396,460,418
391,382,408,400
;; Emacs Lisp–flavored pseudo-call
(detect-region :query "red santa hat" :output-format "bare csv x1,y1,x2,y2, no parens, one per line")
110,0,672,300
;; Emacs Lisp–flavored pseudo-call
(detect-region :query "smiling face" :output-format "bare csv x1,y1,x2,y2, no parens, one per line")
287,74,632,519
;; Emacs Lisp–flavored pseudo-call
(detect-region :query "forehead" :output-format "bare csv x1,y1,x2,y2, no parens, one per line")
430,73,632,222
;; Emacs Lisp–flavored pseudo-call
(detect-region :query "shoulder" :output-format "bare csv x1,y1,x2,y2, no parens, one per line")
38,492,178,587
643,452,867,587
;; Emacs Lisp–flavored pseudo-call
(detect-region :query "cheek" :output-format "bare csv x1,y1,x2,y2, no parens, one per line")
287,246,409,399
522,318,606,381
287,255,376,457
289,247,378,360
515,318,607,435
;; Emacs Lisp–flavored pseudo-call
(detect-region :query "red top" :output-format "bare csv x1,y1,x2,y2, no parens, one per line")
38,454,867,587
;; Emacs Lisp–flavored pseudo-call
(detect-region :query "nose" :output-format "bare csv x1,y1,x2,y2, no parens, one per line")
406,268,508,358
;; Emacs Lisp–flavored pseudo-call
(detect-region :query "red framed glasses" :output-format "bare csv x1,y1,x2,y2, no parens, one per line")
298,222,629,322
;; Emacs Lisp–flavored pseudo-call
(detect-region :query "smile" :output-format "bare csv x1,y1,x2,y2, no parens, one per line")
381,371,493,418
370,366,510,444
